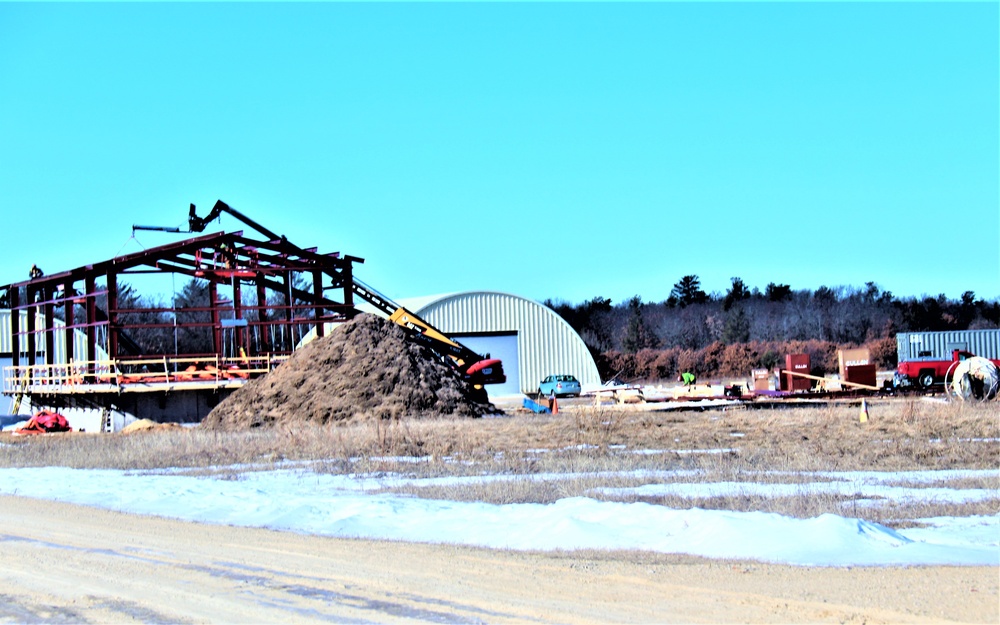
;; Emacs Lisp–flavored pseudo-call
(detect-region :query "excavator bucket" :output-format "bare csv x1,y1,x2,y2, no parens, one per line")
466,358,505,386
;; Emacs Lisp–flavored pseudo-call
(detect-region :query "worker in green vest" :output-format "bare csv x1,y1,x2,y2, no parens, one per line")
678,372,696,386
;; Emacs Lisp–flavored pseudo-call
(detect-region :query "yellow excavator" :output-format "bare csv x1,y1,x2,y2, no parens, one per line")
351,279,505,388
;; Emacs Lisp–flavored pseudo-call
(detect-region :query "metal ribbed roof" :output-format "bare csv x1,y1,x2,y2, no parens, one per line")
400,291,600,394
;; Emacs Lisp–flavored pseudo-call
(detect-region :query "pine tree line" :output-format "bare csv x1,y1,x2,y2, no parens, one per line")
545,276,1000,383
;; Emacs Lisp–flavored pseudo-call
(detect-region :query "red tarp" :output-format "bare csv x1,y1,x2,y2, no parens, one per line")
14,410,72,435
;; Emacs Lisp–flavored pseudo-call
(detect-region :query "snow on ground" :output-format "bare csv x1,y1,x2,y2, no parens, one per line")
594,474,997,506
0,464,996,567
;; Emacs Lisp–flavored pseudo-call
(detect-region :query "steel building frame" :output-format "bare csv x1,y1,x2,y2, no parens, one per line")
1,229,364,389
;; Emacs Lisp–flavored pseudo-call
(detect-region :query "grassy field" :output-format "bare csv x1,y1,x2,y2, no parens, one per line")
1,397,997,528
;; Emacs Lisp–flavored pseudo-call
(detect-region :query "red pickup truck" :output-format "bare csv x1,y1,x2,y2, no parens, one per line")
895,349,1000,389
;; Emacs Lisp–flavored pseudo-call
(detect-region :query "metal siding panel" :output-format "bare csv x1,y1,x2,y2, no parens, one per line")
896,330,1000,360
928,333,947,358
968,330,1000,358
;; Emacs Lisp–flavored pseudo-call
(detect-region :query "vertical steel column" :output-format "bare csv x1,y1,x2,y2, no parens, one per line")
63,280,74,363
107,273,119,358
255,275,269,354
312,269,324,338
209,280,221,356
43,289,55,366
282,271,293,351
343,263,356,319
85,275,97,375
9,287,19,369
233,277,244,354
25,286,36,368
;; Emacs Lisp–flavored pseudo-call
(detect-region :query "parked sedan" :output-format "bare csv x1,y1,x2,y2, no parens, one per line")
537,374,581,398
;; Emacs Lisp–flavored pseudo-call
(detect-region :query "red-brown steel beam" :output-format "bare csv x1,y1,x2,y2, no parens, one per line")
209,281,220,356
256,275,270,355
63,280,74,364
85,274,98,373
9,286,19,369
107,273,119,358
1,225,365,366
44,291,55,366
233,277,245,354
25,285,37,368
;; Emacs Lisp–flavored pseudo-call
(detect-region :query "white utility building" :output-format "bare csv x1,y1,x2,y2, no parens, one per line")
397,291,600,396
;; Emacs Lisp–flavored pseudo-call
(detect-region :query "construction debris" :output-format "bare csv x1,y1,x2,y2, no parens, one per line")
201,314,501,430
120,419,184,434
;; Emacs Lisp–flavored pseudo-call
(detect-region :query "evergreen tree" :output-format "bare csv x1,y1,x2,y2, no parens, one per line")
721,307,751,344
723,277,750,311
670,275,708,307
622,296,658,353
765,282,792,302
174,278,214,355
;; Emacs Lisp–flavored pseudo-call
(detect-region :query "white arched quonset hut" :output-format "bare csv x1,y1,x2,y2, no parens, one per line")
396,291,600,397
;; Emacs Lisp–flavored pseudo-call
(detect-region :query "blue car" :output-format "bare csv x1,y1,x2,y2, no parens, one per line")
537,374,581,398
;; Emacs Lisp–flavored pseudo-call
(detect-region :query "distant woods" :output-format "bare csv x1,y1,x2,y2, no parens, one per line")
545,276,1000,383
47,273,1000,385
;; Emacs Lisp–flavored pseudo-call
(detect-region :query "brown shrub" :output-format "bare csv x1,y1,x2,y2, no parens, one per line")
605,338,897,382
634,349,660,381
720,343,758,377
699,341,726,377
675,349,700,378
600,350,637,382
865,336,898,369
784,340,839,375
653,348,679,379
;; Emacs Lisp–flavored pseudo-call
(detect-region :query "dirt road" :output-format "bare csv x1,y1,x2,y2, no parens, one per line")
0,496,995,624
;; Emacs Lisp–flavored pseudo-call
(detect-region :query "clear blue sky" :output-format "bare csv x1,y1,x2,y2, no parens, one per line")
1,2,997,306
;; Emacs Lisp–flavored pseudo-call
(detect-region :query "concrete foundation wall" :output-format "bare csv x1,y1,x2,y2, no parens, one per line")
11,389,236,432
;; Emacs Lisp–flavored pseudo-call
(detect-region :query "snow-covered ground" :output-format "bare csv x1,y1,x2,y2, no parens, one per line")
0,463,996,567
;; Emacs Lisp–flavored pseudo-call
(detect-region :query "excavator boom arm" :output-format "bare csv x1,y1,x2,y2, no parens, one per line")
189,201,283,242
351,280,505,385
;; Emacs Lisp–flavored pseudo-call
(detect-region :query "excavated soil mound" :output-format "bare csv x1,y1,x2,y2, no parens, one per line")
201,314,500,430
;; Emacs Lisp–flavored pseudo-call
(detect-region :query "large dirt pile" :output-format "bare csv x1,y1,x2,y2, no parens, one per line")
201,314,500,430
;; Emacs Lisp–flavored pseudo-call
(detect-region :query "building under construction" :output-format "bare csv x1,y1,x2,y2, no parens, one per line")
1,200,604,431
1,202,367,431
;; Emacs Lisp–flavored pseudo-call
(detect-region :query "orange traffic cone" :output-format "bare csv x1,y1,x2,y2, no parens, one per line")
859,399,869,423
551,396,559,414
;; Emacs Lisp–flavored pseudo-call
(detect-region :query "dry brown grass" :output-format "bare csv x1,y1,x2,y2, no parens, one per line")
1,397,996,519
1,397,996,472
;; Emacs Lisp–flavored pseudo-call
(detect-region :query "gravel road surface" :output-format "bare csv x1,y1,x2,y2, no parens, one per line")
0,496,995,624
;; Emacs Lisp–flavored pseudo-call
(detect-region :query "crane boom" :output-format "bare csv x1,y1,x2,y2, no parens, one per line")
179,200,506,388
188,200,283,242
